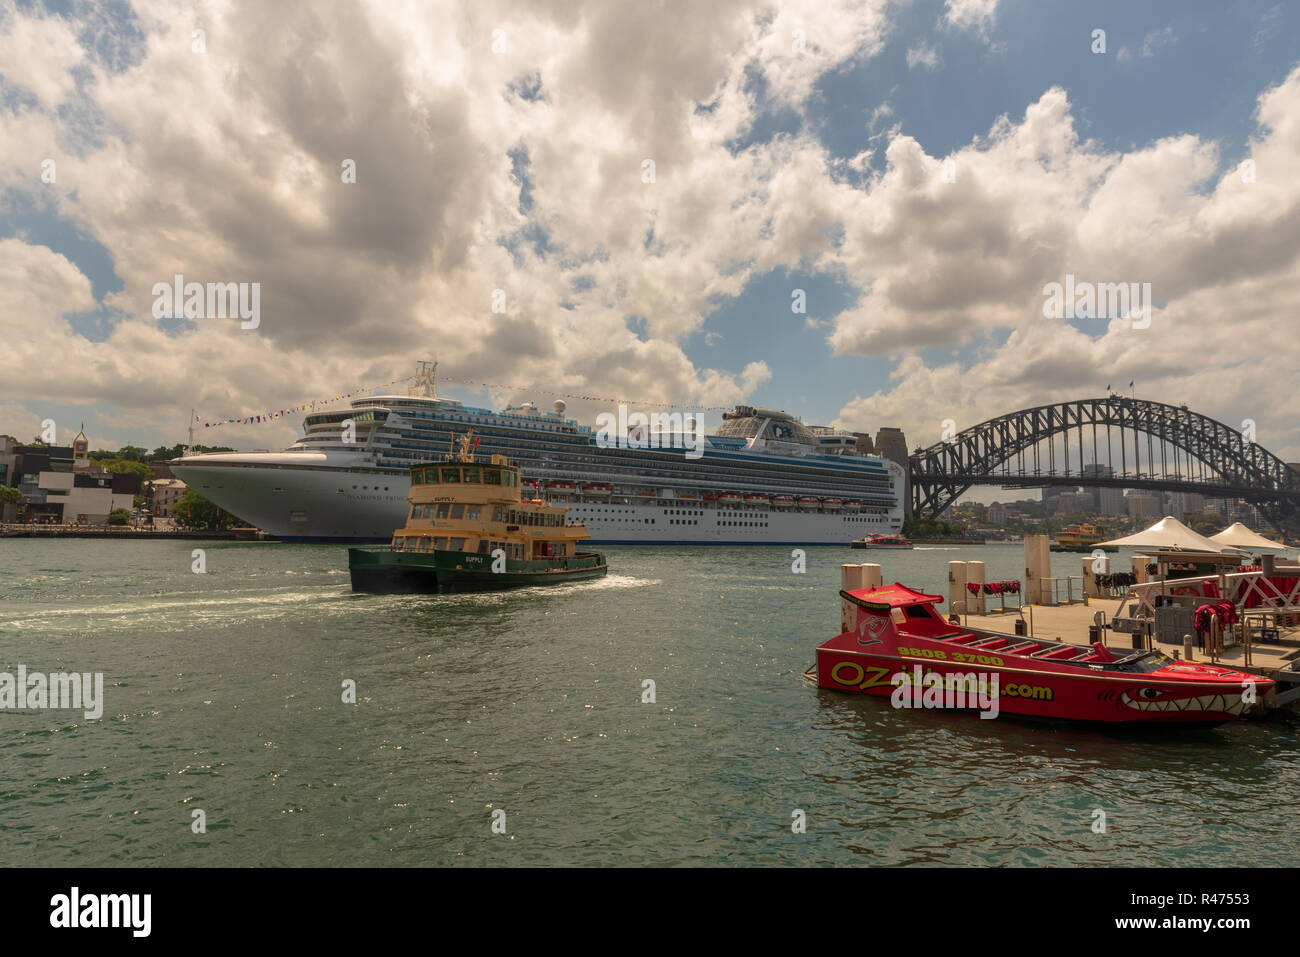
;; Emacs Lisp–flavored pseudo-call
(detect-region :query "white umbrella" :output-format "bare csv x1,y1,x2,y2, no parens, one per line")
1209,522,1288,552
1093,515,1241,554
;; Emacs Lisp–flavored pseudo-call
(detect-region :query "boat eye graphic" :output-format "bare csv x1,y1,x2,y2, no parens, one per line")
1138,687,1162,700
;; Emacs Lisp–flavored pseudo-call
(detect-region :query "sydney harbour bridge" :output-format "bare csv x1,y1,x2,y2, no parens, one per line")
907,396,1300,530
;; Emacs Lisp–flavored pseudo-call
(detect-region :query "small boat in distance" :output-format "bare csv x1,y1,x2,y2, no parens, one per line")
850,534,914,549
810,583,1271,723
348,432,608,593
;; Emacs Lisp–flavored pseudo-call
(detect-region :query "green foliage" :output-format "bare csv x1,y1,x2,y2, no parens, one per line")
0,485,22,505
903,516,970,539
171,489,242,530
144,444,235,461
103,458,150,479
106,508,132,526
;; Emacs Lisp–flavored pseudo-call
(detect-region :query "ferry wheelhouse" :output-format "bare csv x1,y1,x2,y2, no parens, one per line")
348,440,607,593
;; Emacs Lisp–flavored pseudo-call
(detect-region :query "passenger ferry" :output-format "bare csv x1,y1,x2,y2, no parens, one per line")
349,436,606,593
172,361,906,543
1051,522,1117,552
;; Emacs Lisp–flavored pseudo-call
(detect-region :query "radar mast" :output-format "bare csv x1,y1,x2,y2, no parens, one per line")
411,360,439,398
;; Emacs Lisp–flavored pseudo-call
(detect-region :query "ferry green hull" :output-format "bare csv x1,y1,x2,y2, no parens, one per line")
348,547,608,593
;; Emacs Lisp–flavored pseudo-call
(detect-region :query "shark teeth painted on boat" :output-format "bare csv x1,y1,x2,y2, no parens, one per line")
1119,691,1246,715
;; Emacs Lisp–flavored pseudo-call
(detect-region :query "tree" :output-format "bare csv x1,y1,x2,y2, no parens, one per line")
0,486,21,505
106,508,132,526
171,489,242,530
102,459,150,488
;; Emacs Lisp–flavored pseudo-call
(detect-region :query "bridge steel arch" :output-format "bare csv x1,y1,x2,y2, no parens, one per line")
908,396,1300,527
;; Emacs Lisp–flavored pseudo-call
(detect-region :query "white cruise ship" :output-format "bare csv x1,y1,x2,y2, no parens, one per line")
171,364,906,544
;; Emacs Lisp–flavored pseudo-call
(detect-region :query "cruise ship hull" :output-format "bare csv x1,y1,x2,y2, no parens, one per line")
172,460,901,544
172,377,906,546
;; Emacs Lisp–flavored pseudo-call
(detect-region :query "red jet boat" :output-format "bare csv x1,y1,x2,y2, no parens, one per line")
812,583,1272,723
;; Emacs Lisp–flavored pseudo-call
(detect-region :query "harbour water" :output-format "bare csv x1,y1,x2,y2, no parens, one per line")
2,539,1296,866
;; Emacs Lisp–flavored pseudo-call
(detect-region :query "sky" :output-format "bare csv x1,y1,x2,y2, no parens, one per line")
2,0,1299,505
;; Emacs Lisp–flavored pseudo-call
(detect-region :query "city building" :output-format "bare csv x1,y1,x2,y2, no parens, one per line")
1126,491,1162,519
151,478,188,517
873,427,910,517
36,472,135,523
1082,463,1125,516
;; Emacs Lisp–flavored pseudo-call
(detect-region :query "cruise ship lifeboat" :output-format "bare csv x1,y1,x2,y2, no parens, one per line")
823,498,843,510
744,494,769,505
582,484,611,495
772,495,795,507
798,496,821,509
718,492,743,506
842,499,862,511
812,584,1273,724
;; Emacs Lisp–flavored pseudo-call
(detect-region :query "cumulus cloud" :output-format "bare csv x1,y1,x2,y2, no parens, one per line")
827,65,1300,459
0,2,84,109
906,42,939,70
942,0,998,40
0,0,894,446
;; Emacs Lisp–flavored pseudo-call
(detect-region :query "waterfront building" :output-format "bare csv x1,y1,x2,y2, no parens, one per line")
151,478,188,516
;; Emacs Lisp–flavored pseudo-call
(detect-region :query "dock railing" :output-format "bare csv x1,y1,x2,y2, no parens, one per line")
1042,576,1086,606
1128,569,1300,617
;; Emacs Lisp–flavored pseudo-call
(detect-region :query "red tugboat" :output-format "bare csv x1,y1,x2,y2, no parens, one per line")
812,584,1272,723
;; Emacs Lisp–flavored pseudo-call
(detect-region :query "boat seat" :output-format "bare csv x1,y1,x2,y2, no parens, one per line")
1002,641,1038,653
946,633,983,645
1077,642,1117,664
1040,647,1085,660
973,638,1010,651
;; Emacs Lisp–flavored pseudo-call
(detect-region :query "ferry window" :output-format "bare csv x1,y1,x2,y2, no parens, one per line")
434,537,449,550
441,467,460,483
436,504,450,519
450,538,467,551
451,504,466,519
463,468,480,484
478,540,490,554
492,507,505,522
392,537,403,549
484,469,502,485
421,537,433,552
466,505,482,520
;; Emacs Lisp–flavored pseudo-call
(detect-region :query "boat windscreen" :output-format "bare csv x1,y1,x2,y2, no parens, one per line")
1113,652,1174,673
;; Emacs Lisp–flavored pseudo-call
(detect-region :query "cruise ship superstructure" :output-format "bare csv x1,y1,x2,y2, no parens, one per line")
171,364,906,544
